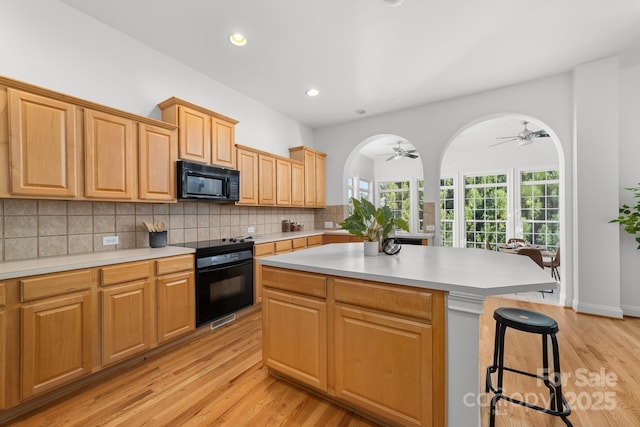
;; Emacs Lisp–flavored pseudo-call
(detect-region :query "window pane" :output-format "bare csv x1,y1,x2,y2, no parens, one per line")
440,177,455,247
519,170,560,251
463,174,507,249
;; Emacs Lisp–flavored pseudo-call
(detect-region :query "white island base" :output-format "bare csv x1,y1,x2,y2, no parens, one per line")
259,243,556,426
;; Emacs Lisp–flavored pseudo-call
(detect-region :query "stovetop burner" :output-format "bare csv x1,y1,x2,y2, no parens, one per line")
179,238,254,257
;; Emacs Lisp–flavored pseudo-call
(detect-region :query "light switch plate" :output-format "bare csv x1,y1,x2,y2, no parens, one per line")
103,236,119,245
248,226,255,233
324,221,333,229
426,225,435,231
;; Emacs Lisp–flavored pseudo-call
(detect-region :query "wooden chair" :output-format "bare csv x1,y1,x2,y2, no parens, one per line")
544,247,561,280
519,249,553,297
518,248,544,268
486,241,493,250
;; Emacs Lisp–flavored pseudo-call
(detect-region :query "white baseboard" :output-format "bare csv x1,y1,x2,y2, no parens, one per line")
621,305,640,318
574,302,624,318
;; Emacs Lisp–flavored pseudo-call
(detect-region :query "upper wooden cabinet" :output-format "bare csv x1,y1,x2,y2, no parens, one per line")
212,118,236,169
1,77,177,203
258,154,276,205
158,97,238,169
7,88,78,198
291,161,304,207
276,158,291,206
84,109,135,200
236,146,259,205
138,123,178,201
289,146,327,208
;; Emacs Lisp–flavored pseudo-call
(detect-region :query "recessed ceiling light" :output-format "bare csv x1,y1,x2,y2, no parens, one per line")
305,88,319,97
229,33,247,46
383,0,405,6
355,109,366,115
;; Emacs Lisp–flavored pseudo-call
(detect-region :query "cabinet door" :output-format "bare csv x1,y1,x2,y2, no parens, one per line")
84,109,135,199
178,105,210,163
253,243,275,305
262,288,327,392
276,158,292,206
315,153,326,207
0,283,5,410
334,305,433,427
236,148,258,205
211,118,235,169
138,123,177,201
21,293,93,399
157,271,195,344
303,150,316,207
7,89,77,197
291,162,304,207
258,154,276,205
101,280,153,366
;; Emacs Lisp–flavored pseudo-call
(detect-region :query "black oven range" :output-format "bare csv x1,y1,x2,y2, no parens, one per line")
180,238,254,327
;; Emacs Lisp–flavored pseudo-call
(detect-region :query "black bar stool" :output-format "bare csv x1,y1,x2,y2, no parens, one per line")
485,307,572,426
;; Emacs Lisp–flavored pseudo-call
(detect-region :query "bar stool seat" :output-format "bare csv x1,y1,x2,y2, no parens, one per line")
486,307,572,426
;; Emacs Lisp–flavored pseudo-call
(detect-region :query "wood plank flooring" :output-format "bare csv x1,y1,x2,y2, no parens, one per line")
5,297,640,426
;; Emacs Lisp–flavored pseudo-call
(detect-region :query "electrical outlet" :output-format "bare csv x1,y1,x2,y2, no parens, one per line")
324,221,333,229
248,226,255,233
103,236,119,246
426,225,435,231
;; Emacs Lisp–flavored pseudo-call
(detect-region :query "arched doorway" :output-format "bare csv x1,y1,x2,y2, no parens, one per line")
343,134,425,234
440,114,567,305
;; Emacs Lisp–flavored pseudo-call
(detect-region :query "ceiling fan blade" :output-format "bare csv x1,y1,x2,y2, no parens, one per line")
532,130,550,138
386,155,397,161
496,135,520,140
406,154,419,159
489,138,517,147
406,149,418,153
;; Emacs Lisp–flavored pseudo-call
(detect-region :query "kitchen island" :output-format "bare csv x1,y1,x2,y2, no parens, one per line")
259,243,556,427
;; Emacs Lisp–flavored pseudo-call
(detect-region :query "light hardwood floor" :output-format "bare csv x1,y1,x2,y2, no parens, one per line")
6,297,640,426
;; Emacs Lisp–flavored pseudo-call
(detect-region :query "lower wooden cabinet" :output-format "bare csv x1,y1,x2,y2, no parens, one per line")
0,283,7,410
2,254,195,412
157,270,195,344
262,288,327,392
323,234,363,244
21,292,93,399
101,280,153,366
334,305,433,427
261,266,444,427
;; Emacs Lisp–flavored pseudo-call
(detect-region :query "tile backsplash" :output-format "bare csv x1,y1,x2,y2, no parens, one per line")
0,199,328,261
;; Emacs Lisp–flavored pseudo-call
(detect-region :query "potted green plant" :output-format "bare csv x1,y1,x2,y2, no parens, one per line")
339,197,410,255
611,183,640,249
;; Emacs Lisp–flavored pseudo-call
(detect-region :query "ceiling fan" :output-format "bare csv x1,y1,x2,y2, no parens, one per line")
490,121,550,147
378,141,419,161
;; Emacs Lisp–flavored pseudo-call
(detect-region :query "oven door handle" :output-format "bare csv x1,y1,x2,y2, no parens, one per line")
197,259,253,273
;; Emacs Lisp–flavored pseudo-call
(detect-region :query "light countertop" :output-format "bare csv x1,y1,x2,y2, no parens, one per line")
0,246,195,280
258,242,556,296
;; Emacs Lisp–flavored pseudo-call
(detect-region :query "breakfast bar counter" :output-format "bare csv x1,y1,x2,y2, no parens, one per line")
259,243,556,426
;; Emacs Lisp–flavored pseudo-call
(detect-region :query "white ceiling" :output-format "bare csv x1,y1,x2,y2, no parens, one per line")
61,0,640,129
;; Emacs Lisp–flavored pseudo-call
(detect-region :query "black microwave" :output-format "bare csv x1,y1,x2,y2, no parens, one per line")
177,160,240,201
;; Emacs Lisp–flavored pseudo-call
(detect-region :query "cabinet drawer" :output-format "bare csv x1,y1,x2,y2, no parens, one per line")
21,270,91,302
307,235,323,247
101,261,152,286
0,283,5,307
156,255,194,276
275,240,292,253
334,278,433,322
262,266,327,299
254,242,275,257
292,237,307,250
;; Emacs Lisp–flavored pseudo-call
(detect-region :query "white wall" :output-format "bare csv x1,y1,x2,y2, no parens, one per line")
0,0,312,156
441,139,559,176
373,157,424,182
572,57,623,318
618,63,640,316
348,154,374,181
